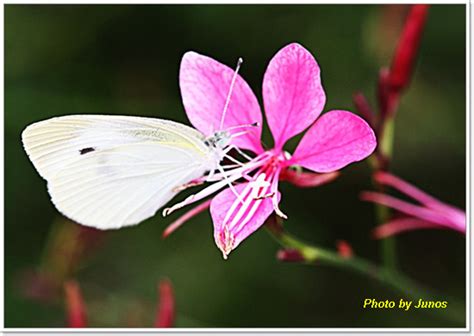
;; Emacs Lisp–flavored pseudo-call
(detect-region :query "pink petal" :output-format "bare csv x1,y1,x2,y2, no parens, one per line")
290,110,377,173
360,191,460,230
446,210,466,233
262,43,326,149
162,200,211,238
210,183,277,258
280,169,339,188
374,172,450,210
373,172,466,231
180,52,263,153
372,217,446,239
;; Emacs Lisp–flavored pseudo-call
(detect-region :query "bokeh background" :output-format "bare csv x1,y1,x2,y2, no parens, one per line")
5,4,466,328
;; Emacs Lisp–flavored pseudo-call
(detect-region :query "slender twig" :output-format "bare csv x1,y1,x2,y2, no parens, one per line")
357,5,429,270
266,217,464,325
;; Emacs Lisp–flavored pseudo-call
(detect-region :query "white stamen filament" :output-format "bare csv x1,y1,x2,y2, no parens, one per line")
205,168,216,182
226,173,269,232
232,174,271,235
220,156,287,242
204,152,271,182
216,169,269,256
162,153,271,216
222,180,255,228
270,165,287,219
217,163,245,204
220,164,242,169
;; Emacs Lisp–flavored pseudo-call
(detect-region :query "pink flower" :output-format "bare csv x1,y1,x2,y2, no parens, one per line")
165,43,377,258
361,172,465,238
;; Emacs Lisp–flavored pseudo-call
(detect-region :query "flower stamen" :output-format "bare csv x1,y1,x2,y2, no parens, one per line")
162,153,271,216
228,172,273,236
226,173,269,231
270,160,287,219
253,192,275,200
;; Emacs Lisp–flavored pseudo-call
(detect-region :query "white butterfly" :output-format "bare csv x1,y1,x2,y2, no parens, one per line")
22,58,252,230
22,115,238,229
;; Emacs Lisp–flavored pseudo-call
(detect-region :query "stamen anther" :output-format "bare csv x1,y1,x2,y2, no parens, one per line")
172,180,204,192
254,192,275,200
218,226,235,259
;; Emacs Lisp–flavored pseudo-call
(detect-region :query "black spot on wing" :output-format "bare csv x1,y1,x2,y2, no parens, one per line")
79,147,95,155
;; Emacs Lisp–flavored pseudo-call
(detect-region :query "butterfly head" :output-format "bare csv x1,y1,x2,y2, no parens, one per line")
206,121,260,150
205,131,231,149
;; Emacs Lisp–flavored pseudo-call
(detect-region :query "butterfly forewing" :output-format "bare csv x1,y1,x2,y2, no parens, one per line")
22,115,214,229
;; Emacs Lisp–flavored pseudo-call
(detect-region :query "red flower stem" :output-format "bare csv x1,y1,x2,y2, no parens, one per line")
371,4,429,270
378,68,400,120
64,280,87,328
155,279,175,328
389,4,429,92
353,92,376,128
265,216,464,325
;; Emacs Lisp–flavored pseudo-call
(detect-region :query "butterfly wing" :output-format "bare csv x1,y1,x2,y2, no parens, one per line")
22,115,212,229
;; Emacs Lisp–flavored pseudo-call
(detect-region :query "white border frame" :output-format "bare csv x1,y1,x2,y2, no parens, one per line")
1,0,470,334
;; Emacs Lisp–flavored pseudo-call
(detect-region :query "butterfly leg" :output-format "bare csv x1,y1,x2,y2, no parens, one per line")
216,164,245,204
224,154,245,167
222,144,254,165
233,146,253,161
163,154,271,217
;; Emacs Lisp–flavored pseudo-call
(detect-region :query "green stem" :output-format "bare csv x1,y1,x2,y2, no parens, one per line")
376,117,397,270
380,117,395,160
377,201,397,269
266,219,464,325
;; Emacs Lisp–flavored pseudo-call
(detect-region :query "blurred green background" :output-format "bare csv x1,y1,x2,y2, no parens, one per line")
5,4,466,328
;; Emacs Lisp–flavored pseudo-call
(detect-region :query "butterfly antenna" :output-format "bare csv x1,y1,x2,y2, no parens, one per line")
225,122,260,132
230,130,253,139
219,57,243,131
